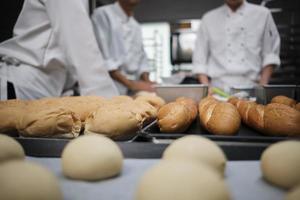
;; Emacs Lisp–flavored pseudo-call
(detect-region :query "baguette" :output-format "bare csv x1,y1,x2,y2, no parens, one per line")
199,96,241,135
157,97,197,133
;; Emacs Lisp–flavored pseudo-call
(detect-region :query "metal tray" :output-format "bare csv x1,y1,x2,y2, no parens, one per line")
154,84,208,102
263,85,297,104
139,118,299,143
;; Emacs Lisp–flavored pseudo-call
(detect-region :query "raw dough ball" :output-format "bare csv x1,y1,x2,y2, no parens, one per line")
62,134,123,181
0,160,62,200
163,135,227,175
261,141,300,189
135,160,230,200
0,134,25,163
285,185,300,200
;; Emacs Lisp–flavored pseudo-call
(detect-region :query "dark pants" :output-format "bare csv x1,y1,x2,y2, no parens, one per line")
7,81,16,99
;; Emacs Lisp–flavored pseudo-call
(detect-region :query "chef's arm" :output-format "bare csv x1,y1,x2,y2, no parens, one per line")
259,64,274,85
110,70,154,92
140,72,152,82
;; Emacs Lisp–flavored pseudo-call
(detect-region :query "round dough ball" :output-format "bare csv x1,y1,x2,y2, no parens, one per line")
135,160,230,200
62,134,123,181
285,185,300,200
0,160,62,200
163,135,227,175
0,134,25,163
261,141,300,189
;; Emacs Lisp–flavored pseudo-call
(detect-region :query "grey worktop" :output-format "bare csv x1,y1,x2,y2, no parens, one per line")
27,157,286,200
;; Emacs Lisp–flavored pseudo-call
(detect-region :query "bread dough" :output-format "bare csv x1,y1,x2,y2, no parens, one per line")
135,160,230,200
261,141,300,189
62,134,123,181
0,160,62,200
0,134,25,163
163,135,227,175
285,185,300,200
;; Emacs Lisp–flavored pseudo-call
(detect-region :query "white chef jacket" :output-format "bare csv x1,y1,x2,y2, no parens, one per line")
192,1,280,91
0,0,119,100
92,2,149,95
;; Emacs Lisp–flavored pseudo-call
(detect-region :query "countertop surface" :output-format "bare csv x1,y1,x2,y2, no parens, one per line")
27,157,286,200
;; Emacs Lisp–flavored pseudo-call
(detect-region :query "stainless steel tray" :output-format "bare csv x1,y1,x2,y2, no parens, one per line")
263,85,297,103
154,84,208,102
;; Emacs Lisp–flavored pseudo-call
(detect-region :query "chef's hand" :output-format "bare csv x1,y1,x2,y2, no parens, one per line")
129,80,155,92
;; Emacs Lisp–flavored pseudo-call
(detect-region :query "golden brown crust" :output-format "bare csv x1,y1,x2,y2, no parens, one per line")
264,103,300,136
296,103,300,112
271,96,297,108
157,102,191,133
206,102,241,135
175,97,198,123
227,97,239,106
247,104,265,132
236,100,257,124
199,97,241,135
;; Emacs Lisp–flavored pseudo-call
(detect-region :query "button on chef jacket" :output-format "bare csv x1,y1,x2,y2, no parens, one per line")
92,2,150,95
0,0,119,100
192,1,280,90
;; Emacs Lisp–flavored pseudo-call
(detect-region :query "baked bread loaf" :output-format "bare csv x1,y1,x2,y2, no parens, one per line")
271,96,297,108
84,100,157,139
17,106,82,138
264,103,300,136
228,99,300,136
29,96,106,122
296,103,300,111
0,100,28,133
199,96,241,135
157,97,197,133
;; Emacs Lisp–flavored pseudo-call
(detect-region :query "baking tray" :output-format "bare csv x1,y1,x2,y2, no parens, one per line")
139,118,299,143
154,84,208,102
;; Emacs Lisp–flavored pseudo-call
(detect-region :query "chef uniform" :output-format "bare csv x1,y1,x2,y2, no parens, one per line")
92,2,150,95
192,0,280,92
0,0,119,100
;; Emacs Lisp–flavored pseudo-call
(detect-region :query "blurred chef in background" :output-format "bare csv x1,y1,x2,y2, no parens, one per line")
193,0,280,92
92,0,154,95
0,0,119,100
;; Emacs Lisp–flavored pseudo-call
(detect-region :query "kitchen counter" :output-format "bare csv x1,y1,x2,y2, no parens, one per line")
27,157,286,200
